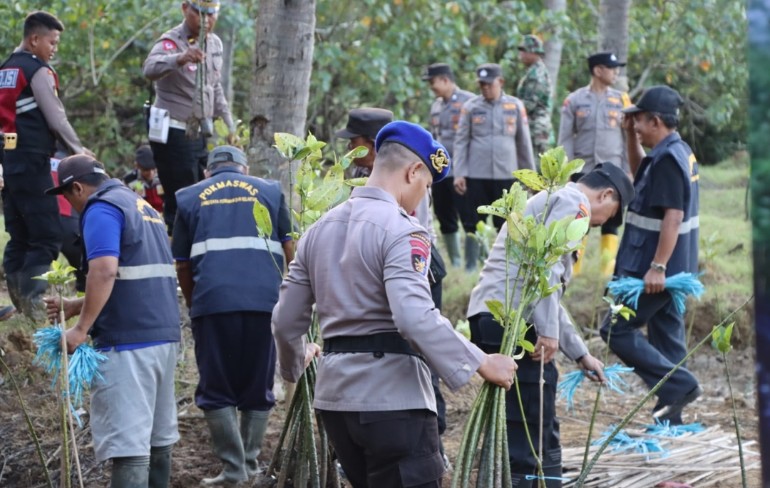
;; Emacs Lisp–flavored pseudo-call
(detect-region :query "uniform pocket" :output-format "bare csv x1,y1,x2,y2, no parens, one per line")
399,451,445,487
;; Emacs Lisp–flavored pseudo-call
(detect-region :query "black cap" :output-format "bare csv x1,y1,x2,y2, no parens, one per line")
622,85,683,116
207,145,248,168
476,63,502,83
577,163,635,228
422,63,453,81
335,108,394,140
587,52,626,71
45,155,107,195
135,145,156,170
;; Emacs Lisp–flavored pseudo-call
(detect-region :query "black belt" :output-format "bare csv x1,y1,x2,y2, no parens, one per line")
323,332,424,360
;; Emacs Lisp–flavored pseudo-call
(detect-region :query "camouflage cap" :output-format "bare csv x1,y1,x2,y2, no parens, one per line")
518,35,544,54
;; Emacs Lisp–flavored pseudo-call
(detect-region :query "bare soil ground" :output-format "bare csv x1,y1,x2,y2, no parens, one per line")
0,320,760,488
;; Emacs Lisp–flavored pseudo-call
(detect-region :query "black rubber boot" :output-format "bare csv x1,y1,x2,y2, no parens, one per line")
148,444,173,488
111,455,150,488
464,234,480,272
202,407,247,485
542,447,564,488
240,410,270,478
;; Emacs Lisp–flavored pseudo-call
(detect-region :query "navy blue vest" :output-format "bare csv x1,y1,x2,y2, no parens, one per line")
175,167,286,318
83,180,181,347
616,132,699,277
0,51,57,155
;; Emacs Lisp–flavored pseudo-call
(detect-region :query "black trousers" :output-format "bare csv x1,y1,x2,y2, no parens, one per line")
464,177,515,232
432,176,470,235
319,409,444,488
150,128,207,234
1,151,61,273
469,313,561,476
192,311,276,411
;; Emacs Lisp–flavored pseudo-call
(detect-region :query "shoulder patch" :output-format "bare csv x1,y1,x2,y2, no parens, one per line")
162,40,177,51
576,203,590,219
409,233,430,275
621,92,631,108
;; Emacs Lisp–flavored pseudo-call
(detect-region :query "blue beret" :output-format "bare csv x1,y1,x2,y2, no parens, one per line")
374,121,451,183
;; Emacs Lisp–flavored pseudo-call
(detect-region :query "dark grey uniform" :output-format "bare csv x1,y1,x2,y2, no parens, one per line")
143,22,234,232
453,93,535,231
467,182,591,485
272,186,485,487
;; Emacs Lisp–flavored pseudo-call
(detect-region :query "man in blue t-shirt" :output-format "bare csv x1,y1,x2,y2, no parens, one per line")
44,154,181,487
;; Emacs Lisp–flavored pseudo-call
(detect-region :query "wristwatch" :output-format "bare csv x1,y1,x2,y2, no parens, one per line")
650,261,667,273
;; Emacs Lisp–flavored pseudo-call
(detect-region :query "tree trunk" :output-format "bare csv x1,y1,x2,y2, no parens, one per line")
219,1,237,107
543,0,566,100
599,0,631,92
250,0,316,187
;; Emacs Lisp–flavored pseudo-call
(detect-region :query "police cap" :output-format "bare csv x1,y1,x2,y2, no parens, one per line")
207,145,247,168
622,85,683,117
587,52,626,71
375,121,450,184
45,155,107,195
476,63,502,83
187,0,220,15
577,163,635,228
518,35,544,54
335,108,394,140
135,145,156,170
421,63,454,81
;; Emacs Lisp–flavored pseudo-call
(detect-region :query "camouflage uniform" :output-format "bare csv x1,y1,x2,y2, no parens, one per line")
517,58,553,159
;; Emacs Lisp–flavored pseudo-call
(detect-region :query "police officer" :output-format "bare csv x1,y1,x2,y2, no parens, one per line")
601,86,702,425
272,121,517,487
44,155,180,488
143,0,235,234
517,35,554,161
467,163,634,487
0,11,91,320
453,63,535,271
423,63,474,267
558,52,631,275
173,146,293,485
335,107,393,178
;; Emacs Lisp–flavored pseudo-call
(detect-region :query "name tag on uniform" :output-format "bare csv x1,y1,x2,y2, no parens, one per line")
148,106,170,144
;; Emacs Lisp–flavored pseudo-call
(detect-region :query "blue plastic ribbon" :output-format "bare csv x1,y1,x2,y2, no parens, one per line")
557,363,634,411
607,272,704,314
33,326,107,426
594,425,668,459
645,419,705,437
525,475,571,481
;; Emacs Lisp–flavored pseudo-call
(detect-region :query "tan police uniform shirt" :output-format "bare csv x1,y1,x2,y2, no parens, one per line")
453,93,536,180
143,22,234,129
466,182,590,361
557,86,631,173
429,87,474,160
272,186,485,413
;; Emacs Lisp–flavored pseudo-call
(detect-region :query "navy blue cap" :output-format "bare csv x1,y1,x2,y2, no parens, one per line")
476,63,502,83
45,155,107,195
422,63,453,81
375,121,451,183
622,85,683,116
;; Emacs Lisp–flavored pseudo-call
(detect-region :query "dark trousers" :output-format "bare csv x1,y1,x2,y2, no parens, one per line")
470,313,562,478
432,176,469,235
1,151,61,273
600,291,699,412
59,214,85,292
319,409,444,488
428,278,446,438
192,311,276,411
463,178,514,232
150,128,207,234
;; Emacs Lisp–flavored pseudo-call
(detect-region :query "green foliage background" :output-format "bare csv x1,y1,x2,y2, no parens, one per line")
0,0,746,171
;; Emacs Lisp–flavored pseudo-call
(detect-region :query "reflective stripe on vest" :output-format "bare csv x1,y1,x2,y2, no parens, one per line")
625,212,700,235
117,263,176,280
190,236,284,258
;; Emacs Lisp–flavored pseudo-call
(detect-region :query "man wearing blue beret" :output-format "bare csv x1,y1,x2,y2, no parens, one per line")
272,121,517,487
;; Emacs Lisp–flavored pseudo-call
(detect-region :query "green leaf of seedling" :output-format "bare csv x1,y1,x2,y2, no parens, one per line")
288,231,301,241
558,158,586,184
617,306,636,321
324,164,345,183
507,214,527,244
455,319,471,340
253,200,273,237
34,261,76,285
513,169,547,191
345,145,369,161
306,182,344,211
711,322,734,354
477,205,509,218
566,217,590,242
273,132,304,159
519,339,535,353
539,147,564,181
344,177,368,187
485,299,505,325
